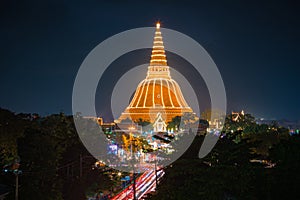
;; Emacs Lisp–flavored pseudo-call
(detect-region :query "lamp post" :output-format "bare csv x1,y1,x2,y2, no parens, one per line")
14,170,21,200
3,159,21,200
153,147,161,189
151,134,173,190
154,153,158,187
128,126,137,200
12,161,20,200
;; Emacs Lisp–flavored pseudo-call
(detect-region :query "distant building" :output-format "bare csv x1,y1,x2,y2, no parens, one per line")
197,120,209,135
231,110,245,122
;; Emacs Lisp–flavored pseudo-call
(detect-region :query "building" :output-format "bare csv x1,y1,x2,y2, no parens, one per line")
153,113,167,132
118,22,193,123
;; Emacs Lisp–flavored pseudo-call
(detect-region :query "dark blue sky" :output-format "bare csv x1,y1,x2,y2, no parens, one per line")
1,0,299,120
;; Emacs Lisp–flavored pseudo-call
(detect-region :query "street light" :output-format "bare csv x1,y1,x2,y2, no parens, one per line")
3,160,21,200
129,126,135,157
14,169,21,200
151,133,175,190
128,125,137,200
154,152,158,188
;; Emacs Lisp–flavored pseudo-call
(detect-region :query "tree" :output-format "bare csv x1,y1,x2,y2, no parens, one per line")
18,127,63,200
148,136,256,200
0,108,28,165
122,134,130,151
223,112,256,135
135,118,151,127
167,116,181,131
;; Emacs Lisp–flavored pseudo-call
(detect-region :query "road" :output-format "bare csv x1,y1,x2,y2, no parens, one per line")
111,169,164,200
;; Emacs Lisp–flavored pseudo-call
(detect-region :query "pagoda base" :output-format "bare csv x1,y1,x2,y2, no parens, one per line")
117,107,193,123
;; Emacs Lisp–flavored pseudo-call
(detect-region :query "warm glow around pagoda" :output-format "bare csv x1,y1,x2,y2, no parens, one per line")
118,23,193,123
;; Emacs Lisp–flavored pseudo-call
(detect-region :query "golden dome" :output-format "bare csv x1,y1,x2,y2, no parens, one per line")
118,23,193,123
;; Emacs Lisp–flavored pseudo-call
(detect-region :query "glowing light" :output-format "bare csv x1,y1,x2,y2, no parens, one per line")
151,54,166,57
156,22,160,29
152,79,156,107
153,45,164,48
151,59,167,62
135,80,147,107
160,78,165,107
166,79,174,107
152,50,165,53
143,81,151,107
117,22,193,123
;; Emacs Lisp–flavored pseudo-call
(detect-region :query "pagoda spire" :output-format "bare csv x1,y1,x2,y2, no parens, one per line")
150,22,168,66
117,21,193,123
147,22,170,79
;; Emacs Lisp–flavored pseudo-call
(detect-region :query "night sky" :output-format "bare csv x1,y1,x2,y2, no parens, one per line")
1,0,299,120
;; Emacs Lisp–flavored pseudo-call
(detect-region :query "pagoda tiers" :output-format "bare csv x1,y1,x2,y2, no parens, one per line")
117,22,193,123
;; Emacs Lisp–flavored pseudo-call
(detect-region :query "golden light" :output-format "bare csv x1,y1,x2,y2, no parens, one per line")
156,22,160,29
117,21,193,123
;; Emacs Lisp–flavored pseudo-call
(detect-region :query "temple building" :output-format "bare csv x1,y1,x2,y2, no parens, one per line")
117,22,193,123
153,113,167,132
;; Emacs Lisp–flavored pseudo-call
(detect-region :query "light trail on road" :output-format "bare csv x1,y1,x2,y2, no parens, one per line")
111,169,164,200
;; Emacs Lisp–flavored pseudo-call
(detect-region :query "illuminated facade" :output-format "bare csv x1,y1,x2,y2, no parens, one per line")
153,113,167,132
118,23,193,123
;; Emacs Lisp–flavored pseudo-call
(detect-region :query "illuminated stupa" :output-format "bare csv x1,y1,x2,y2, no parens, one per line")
118,22,193,123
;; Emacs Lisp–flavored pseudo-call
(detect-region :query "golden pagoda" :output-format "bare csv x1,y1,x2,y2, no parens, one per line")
118,22,193,123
